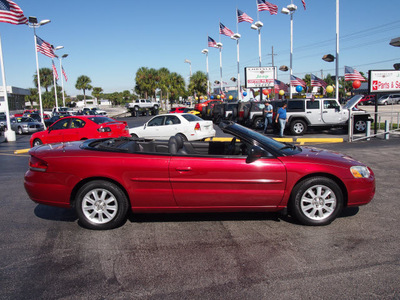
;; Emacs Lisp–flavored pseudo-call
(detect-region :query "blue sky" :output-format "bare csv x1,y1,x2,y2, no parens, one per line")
1,0,400,96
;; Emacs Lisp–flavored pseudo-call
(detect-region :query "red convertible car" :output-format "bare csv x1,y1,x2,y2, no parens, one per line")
24,122,375,230
30,115,130,147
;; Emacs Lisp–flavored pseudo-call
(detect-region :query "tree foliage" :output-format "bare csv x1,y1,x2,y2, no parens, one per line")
33,68,53,92
188,71,207,98
92,87,103,100
75,75,93,102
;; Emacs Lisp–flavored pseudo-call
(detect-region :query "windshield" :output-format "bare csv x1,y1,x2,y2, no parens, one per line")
223,123,301,155
17,117,34,123
182,114,203,122
343,95,363,109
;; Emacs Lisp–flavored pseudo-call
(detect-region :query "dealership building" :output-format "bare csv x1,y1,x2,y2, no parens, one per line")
0,86,30,113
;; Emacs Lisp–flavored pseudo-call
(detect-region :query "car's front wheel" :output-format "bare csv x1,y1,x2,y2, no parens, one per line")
17,127,23,135
290,177,343,226
32,138,43,147
75,180,129,230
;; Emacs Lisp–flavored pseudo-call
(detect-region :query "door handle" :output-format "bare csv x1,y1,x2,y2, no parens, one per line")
176,167,192,172
323,111,328,113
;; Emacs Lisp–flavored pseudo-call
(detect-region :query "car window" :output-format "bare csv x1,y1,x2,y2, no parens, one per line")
306,100,320,109
165,115,180,125
148,116,164,126
70,118,86,128
88,117,114,124
323,100,339,109
51,118,70,130
182,114,203,122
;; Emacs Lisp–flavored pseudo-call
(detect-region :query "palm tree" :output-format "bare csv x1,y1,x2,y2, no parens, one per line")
33,68,53,92
92,87,103,100
75,75,93,104
188,71,207,100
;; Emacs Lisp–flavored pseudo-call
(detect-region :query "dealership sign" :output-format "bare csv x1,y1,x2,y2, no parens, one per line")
245,67,276,88
369,70,400,93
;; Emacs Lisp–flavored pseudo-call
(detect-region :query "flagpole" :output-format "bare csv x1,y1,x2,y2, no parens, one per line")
52,59,58,112
0,34,16,141
335,0,339,102
59,57,66,107
34,33,45,128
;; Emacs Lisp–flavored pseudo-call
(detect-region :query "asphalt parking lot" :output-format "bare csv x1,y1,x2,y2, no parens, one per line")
1,125,399,299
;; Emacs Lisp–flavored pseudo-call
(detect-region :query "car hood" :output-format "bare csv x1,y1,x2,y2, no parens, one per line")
289,146,367,167
343,95,363,110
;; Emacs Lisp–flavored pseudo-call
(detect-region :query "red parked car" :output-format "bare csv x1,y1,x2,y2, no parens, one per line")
194,99,223,112
29,115,130,147
24,121,375,230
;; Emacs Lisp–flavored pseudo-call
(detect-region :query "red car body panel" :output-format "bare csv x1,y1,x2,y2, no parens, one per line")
194,100,223,112
24,141,375,214
29,116,130,147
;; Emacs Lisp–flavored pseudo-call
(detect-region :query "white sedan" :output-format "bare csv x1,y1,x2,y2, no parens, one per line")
129,113,216,141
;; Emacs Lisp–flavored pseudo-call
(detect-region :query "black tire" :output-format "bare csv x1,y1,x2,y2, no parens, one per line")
17,127,23,135
290,177,343,226
290,119,307,135
131,133,138,138
175,133,188,141
152,108,159,116
134,106,139,111
75,180,129,230
253,117,264,129
32,138,43,147
153,105,159,111
354,119,367,133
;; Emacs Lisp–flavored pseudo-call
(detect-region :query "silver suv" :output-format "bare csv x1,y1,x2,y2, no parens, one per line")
377,94,400,105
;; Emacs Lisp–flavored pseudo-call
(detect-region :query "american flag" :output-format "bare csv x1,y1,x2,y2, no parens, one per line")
219,22,234,37
62,66,68,82
301,0,306,10
290,75,306,87
237,9,254,24
344,66,366,81
36,36,55,58
0,0,27,25
208,36,218,48
311,74,327,88
52,60,58,80
274,79,288,92
257,0,278,15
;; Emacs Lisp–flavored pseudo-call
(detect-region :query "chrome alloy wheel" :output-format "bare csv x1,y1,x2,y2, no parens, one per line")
82,188,118,224
293,122,305,134
300,185,337,221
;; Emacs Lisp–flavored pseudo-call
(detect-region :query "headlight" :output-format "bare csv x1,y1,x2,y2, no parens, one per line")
350,166,370,178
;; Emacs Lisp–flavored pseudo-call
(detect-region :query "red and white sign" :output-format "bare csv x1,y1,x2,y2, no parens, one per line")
369,70,400,93
245,67,276,88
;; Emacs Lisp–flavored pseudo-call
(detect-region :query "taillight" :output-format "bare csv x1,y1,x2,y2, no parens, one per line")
98,127,111,133
194,123,201,131
29,156,48,172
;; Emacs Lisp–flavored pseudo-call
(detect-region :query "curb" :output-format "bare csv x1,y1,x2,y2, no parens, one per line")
14,148,30,154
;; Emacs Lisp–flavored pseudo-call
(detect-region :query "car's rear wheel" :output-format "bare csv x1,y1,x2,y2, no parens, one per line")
253,117,264,129
291,177,343,226
75,180,129,230
176,133,188,141
32,138,42,147
290,120,307,135
354,119,367,133
131,133,138,138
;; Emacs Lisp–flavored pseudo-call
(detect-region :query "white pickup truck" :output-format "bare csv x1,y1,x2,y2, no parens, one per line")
286,95,372,135
125,99,159,117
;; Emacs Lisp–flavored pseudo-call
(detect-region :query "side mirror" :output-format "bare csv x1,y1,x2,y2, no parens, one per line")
246,146,264,163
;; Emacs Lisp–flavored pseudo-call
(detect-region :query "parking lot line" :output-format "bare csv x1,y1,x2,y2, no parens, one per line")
296,138,344,145
14,148,30,154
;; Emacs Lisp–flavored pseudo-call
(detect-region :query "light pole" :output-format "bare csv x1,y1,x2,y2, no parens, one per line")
184,58,192,79
251,21,263,100
231,33,241,101
216,42,223,95
52,46,63,112
57,54,68,107
281,3,297,98
201,49,209,96
28,16,51,127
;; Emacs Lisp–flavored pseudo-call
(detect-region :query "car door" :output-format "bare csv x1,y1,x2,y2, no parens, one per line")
305,99,323,125
163,115,182,137
169,152,286,207
63,118,86,142
321,99,344,124
142,116,165,139
46,118,71,144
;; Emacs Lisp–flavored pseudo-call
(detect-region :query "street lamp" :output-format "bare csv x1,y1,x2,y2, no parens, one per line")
57,54,68,107
251,21,263,101
216,42,223,95
389,37,400,47
281,3,297,98
201,49,209,96
184,58,192,79
28,16,51,127
231,33,242,101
